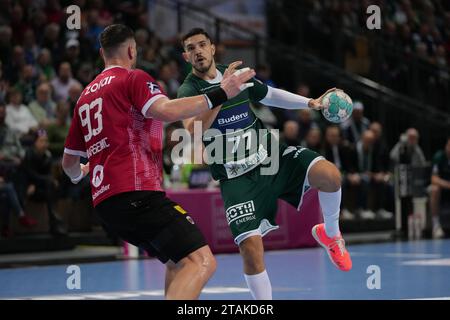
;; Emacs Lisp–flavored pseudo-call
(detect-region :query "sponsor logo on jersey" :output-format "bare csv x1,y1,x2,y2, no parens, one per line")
92,184,110,201
294,147,307,158
85,76,116,95
282,146,306,158
92,165,104,188
224,144,268,179
282,146,297,157
217,112,249,126
91,165,110,201
147,82,161,95
226,200,255,225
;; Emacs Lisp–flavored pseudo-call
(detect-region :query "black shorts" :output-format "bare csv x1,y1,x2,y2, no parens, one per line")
95,191,207,263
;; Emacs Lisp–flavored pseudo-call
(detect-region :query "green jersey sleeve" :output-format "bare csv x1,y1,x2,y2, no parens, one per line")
177,83,199,98
248,78,269,102
432,151,442,167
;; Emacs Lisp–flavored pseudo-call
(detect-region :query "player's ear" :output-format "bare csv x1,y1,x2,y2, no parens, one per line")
127,45,133,60
211,43,216,56
182,51,189,62
99,48,104,60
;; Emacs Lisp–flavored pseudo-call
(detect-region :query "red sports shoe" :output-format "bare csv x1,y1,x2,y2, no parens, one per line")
312,223,352,271
19,215,38,227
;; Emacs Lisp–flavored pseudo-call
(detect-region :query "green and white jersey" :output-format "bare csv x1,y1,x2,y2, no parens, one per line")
177,64,271,181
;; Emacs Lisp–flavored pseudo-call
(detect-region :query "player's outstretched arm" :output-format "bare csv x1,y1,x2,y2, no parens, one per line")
259,87,337,110
147,67,255,122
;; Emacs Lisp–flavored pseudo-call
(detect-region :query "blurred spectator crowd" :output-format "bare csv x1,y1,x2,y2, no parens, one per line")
0,0,186,238
272,0,450,112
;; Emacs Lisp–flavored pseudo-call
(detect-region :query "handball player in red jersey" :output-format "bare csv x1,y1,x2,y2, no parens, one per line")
61,24,255,299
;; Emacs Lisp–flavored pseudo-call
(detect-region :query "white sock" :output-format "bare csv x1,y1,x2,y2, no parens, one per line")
432,216,440,228
318,188,341,238
244,270,272,300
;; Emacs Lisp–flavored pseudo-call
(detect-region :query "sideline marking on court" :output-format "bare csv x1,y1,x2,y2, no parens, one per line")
9,287,251,300
401,258,450,266
406,297,450,300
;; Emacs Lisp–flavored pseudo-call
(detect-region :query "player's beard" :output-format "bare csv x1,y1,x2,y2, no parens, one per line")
193,58,213,74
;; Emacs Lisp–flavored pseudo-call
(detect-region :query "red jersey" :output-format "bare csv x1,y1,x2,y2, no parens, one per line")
64,66,167,206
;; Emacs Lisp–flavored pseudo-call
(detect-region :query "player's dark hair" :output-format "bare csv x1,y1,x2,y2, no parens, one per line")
99,24,134,57
181,28,212,47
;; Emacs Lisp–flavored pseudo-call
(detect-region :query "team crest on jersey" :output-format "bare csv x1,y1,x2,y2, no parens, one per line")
227,164,240,176
146,82,161,95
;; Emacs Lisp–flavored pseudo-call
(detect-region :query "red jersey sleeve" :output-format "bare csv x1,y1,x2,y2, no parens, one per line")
64,108,88,158
128,69,167,117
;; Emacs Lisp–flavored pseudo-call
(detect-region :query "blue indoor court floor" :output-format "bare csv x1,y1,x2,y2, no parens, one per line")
1,239,450,300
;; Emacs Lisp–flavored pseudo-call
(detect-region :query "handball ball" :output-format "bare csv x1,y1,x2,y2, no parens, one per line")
321,90,353,123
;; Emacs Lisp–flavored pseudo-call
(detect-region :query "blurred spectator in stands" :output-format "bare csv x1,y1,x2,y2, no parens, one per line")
46,100,70,159
323,125,353,173
430,136,450,238
256,64,277,87
90,0,114,27
390,128,427,167
214,42,226,64
23,129,66,236
10,3,29,45
157,61,180,98
67,82,83,117
42,23,63,62
1,169,37,238
357,129,393,219
284,83,311,121
302,126,322,153
5,88,38,137
4,45,26,85
0,61,9,104
29,83,56,128
0,102,25,165
281,120,300,146
63,39,82,77
341,100,370,145
137,47,160,76
370,121,390,173
117,0,145,30
0,26,13,70
23,29,39,65
296,109,319,142
86,9,103,51
1,101,28,222
36,49,56,82
323,125,355,219
75,62,96,87
29,9,47,44
45,0,64,25
51,62,81,102
15,64,38,105
135,28,150,60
